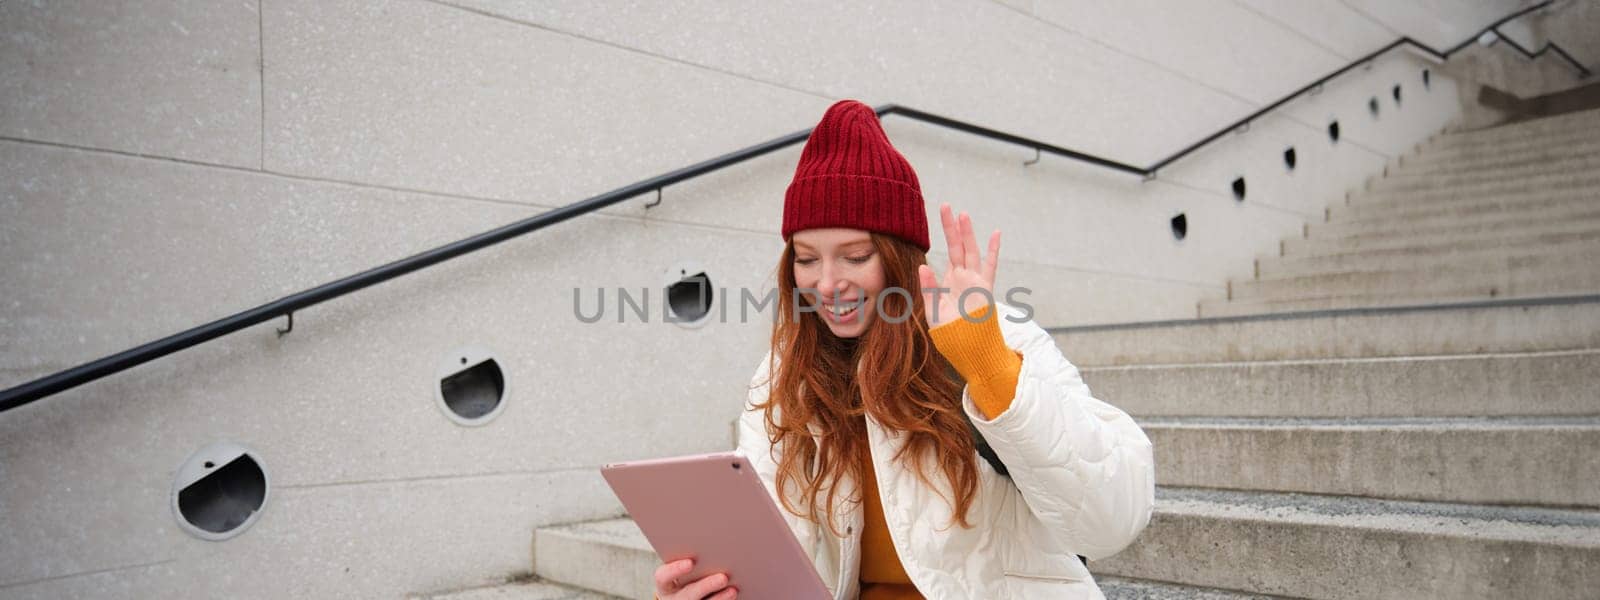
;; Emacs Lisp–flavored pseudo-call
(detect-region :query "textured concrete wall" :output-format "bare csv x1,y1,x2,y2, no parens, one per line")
0,1,1517,597
1447,0,1600,100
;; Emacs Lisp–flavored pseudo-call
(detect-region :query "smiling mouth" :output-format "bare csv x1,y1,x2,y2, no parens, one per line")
821,298,862,322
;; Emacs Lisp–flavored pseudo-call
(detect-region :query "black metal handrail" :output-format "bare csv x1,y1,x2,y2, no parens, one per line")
0,1,1586,412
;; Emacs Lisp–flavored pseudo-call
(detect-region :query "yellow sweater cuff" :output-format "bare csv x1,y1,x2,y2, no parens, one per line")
929,304,1022,420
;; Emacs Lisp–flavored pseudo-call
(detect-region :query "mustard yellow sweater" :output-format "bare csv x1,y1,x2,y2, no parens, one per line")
861,304,1021,599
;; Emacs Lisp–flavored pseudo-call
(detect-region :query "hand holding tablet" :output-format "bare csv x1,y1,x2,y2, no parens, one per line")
654,558,737,600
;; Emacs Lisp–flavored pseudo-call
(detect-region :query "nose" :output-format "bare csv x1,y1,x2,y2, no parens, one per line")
817,264,850,301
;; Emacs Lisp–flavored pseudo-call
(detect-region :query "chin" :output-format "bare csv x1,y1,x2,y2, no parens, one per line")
825,324,866,339
820,314,871,339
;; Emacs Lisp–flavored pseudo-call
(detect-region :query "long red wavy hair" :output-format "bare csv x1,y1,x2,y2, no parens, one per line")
753,232,978,534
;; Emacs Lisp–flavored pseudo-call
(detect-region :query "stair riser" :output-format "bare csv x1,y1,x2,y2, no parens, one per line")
1369,156,1600,192
1282,220,1600,256
1057,302,1600,365
1234,252,1600,301
1093,502,1600,600
1084,351,1600,418
1258,237,1600,279
1428,114,1600,150
1421,131,1600,160
1423,113,1600,150
1401,143,1600,174
1330,190,1599,227
1199,291,1597,317
1147,424,1600,506
1357,171,1600,202
1303,209,1600,245
535,530,654,600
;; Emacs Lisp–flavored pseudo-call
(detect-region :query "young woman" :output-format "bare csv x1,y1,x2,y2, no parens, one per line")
654,100,1154,600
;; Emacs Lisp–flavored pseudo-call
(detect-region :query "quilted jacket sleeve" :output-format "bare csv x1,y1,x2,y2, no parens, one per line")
965,302,1155,561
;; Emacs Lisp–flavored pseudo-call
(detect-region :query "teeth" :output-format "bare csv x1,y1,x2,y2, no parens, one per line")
827,301,860,316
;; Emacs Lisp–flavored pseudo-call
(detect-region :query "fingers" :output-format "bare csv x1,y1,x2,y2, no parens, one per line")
939,203,962,270
918,264,941,325
682,573,732,600
654,559,694,594
983,229,1001,286
917,264,938,293
960,212,981,271
706,586,739,600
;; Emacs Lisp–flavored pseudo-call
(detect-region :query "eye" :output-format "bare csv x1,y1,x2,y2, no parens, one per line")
794,257,817,266
845,253,873,264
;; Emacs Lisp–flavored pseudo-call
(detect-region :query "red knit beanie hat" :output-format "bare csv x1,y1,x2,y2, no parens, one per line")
782,99,930,252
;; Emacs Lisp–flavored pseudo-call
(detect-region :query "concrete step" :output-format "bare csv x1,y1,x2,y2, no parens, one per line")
1197,289,1600,318
535,519,656,600
1419,127,1600,161
1055,297,1600,366
1307,198,1600,240
1288,210,1600,255
1280,219,1600,259
1372,153,1600,193
1328,186,1599,227
1260,232,1600,278
1082,349,1600,418
407,580,621,600
1143,416,1600,507
533,518,1295,599
1099,576,1290,599
1429,107,1600,150
1093,487,1600,600
1258,233,1600,279
1428,107,1600,148
1351,169,1600,208
1399,139,1600,175
1232,248,1600,302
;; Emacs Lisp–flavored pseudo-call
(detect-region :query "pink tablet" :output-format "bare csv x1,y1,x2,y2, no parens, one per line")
601,450,832,599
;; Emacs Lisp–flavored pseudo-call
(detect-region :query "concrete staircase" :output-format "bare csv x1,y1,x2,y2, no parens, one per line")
1203,106,1600,318
1068,107,1600,598
496,110,1598,598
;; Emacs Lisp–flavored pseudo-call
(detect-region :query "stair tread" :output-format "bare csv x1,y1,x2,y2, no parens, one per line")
1154,487,1600,546
539,518,652,552
537,490,1600,554
1098,576,1290,599
407,580,622,600
1138,415,1600,428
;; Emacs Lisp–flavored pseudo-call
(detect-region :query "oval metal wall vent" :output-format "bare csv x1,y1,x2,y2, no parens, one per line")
171,442,269,541
664,260,714,329
436,346,508,426
1170,213,1188,241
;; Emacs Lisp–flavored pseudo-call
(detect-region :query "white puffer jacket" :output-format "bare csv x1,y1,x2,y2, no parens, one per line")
736,302,1155,599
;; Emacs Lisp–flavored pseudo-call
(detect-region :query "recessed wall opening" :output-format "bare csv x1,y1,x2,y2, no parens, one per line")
1283,147,1298,171
1231,177,1247,202
436,346,509,426
172,442,269,541
1423,69,1431,89
1170,213,1188,241
667,270,714,324
1327,121,1341,143
1369,97,1380,117
664,261,715,329
1392,84,1403,105
441,359,504,421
